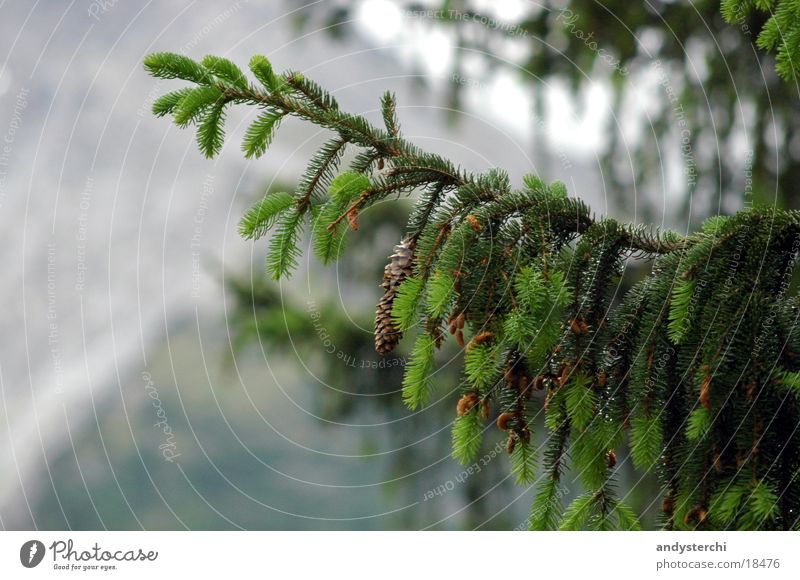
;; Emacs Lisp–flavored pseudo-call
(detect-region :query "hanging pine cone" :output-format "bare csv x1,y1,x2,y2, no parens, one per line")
374,236,416,355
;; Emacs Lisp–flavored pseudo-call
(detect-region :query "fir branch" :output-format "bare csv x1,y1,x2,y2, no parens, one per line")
147,52,800,530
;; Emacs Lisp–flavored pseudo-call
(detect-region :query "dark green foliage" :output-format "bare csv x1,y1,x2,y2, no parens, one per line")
667,278,696,344
510,439,537,485
630,414,663,471
146,52,800,530
723,0,800,80
529,477,564,531
685,407,712,441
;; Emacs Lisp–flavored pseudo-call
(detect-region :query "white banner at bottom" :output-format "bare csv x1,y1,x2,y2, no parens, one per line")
1,531,798,579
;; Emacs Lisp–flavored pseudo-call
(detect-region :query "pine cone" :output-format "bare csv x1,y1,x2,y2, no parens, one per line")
374,236,416,355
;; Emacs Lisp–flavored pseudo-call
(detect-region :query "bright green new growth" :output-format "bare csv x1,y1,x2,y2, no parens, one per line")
401,333,436,410
242,111,282,159
685,407,712,441
451,410,483,465
312,172,369,264
463,342,503,393
391,277,425,332
146,50,800,531
425,272,455,318
238,191,294,240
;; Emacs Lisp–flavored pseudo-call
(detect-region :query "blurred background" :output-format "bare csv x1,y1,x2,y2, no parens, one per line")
0,0,790,529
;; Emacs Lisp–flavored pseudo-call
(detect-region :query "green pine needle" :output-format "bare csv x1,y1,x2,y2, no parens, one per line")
571,424,612,491
710,482,748,526
328,172,370,203
266,207,304,280
611,499,642,530
401,333,436,410
667,278,695,344
238,192,294,240
564,373,596,431
152,88,193,118
144,52,209,83
312,201,348,265
513,267,548,312
451,410,483,465
686,407,712,441
522,173,546,192
426,271,455,318
173,86,224,127
778,370,800,398
242,110,283,159
548,270,572,307
510,437,537,485
630,413,663,470
196,101,226,158
381,91,400,136
249,55,284,92
464,342,502,392
544,388,567,431
710,479,779,529
559,492,596,530
310,173,370,265
548,180,568,199
743,480,779,528
502,308,535,348
701,215,730,235
202,55,248,90
721,0,800,80
391,277,425,332
529,478,564,530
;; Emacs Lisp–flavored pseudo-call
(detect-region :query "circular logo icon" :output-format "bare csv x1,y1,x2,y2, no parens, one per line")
20,540,45,568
